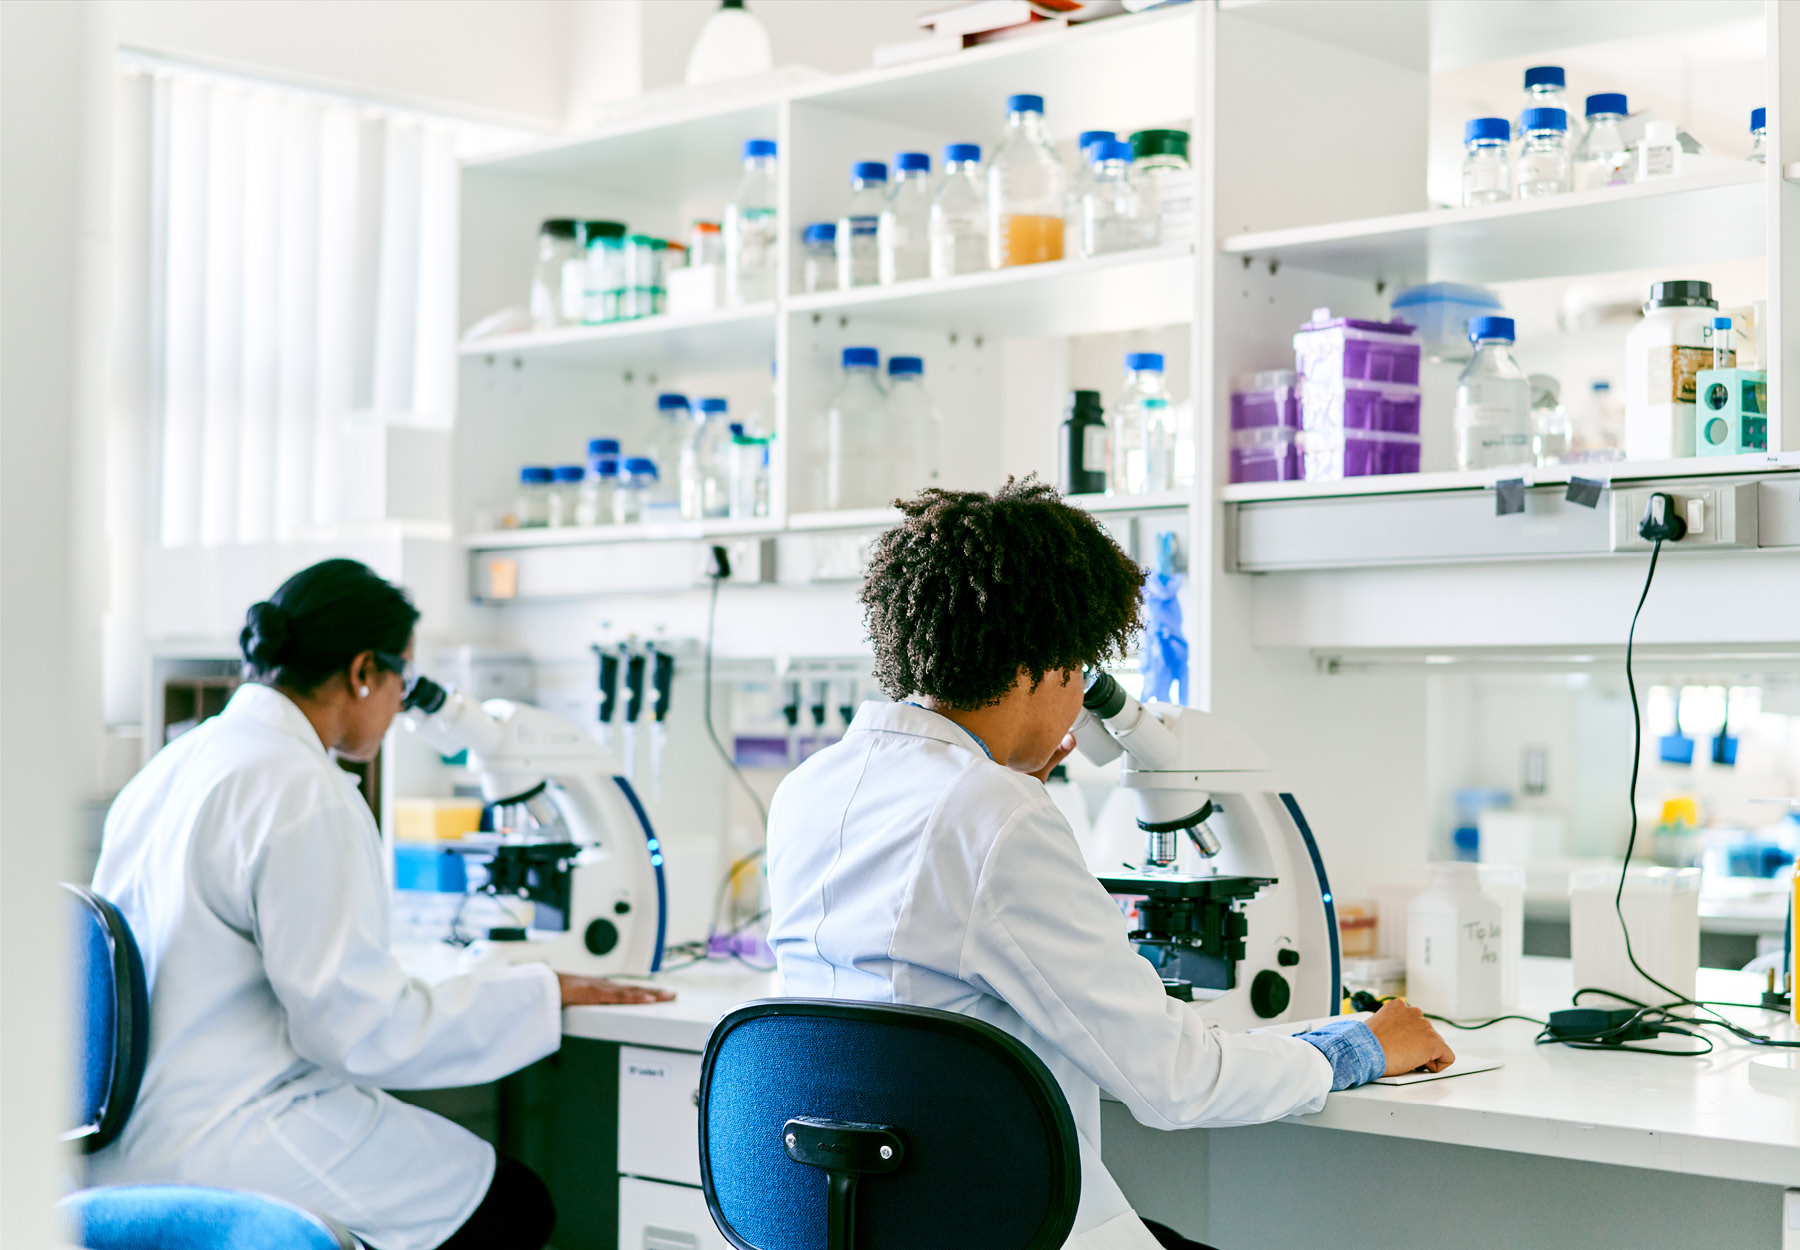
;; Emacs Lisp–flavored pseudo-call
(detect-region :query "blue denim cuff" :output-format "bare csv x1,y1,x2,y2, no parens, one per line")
1299,1019,1385,1091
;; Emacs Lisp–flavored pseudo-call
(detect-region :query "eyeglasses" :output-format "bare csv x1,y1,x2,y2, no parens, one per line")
372,650,419,699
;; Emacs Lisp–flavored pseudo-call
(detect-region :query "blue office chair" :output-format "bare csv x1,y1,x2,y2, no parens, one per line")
62,885,359,1250
698,999,1080,1250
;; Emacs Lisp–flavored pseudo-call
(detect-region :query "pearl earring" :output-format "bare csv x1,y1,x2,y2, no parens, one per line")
359,686,370,698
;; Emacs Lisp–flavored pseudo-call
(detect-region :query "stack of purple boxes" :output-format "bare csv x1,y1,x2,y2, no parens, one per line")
1228,309,1423,483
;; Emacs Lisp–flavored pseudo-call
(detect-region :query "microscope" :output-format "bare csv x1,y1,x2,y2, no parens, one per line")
1073,671,1338,1029
400,673,668,977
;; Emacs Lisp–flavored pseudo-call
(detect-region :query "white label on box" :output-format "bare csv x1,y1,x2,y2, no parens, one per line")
625,1061,669,1082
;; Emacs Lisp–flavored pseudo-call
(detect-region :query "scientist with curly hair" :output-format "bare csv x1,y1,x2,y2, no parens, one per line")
764,479,1452,1250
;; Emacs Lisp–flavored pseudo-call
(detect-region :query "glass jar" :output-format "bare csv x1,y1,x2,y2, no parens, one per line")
1128,129,1192,247
582,221,626,324
729,429,772,519
516,466,553,528
548,465,585,527
1573,94,1631,191
802,222,838,293
1082,139,1147,256
1461,117,1512,206
529,219,582,330
838,161,888,289
1749,107,1767,164
930,144,987,278
1516,107,1570,198
988,94,1066,268
578,439,620,526
622,235,667,319
689,220,723,268
614,457,659,524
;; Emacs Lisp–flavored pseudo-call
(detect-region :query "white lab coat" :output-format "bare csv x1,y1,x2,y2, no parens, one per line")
766,702,1334,1250
88,684,562,1250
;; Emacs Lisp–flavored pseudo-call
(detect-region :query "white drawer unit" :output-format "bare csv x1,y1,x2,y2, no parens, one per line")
619,1177,731,1250
618,1046,703,1186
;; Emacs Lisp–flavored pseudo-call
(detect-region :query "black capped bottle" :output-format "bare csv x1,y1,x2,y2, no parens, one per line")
1060,390,1108,495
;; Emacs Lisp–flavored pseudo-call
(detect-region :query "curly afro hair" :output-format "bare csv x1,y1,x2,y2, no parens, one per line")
859,476,1146,710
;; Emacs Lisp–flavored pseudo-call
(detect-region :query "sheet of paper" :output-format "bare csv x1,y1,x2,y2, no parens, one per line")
1370,1056,1503,1086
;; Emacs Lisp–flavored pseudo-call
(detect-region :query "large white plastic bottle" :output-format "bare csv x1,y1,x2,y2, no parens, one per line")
1623,280,1719,460
1406,862,1504,1019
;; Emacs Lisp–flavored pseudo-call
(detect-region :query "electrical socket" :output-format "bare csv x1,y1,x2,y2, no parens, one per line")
1609,482,1758,551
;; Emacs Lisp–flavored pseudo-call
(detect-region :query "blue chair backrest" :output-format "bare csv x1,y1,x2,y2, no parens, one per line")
699,999,1080,1250
66,884,149,1152
59,1185,357,1250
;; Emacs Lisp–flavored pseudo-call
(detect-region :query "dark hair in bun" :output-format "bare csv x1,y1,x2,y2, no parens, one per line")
240,558,419,694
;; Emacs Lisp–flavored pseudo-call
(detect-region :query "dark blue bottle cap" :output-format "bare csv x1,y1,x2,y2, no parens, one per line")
1753,107,1767,131
842,346,879,368
803,222,837,243
1095,138,1134,163
1125,352,1164,372
853,161,888,182
888,356,923,376
554,465,585,483
1585,93,1627,118
520,466,554,483
1079,130,1116,153
743,138,777,159
729,422,745,436
624,457,658,477
944,143,981,163
1007,94,1044,114
657,393,690,411
590,455,620,478
588,437,621,456
1469,315,1516,342
1465,117,1510,144
698,397,728,414
895,151,931,173
1520,107,1568,132
1523,65,1565,89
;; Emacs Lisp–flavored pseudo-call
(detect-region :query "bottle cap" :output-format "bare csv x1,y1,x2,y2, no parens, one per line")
1007,94,1045,115
1125,352,1164,372
1079,130,1116,154
623,457,658,478
895,151,931,173
1520,107,1567,132
1523,65,1565,89
1468,315,1515,342
1713,316,1733,329
1752,107,1767,132
692,220,721,235
853,161,888,183
540,219,579,239
627,233,666,248
1593,380,1611,392
1645,280,1716,311
803,222,837,243
1067,389,1104,418
698,397,728,414
743,138,777,159
582,220,627,241
1464,117,1510,144
590,455,620,478
944,142,981,164
729,422,745,437
1585,93,1627,118
554,465,585,483
888,356,923,376
843,346,880,368
657,393,691,411
1095,138,1134,163
520,466,554,483
1129,129,1189,160
588,437,621,456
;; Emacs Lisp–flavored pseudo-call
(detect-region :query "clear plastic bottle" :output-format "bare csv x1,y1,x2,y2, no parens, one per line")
1109,352,1174,496
682,397,733,520
529,219,582,330
1516,66,1579,146
1516,108,1571,198
582,221,627,324
614,457,658,525
1528,374,1571,466
1453,316,1532,470
516,466,553,527
988,94,1066,268
724,138,779,305
646,393,694,519
837,161,887,289
802,223,838,293
886,355,942,494
1461,118,1513,206
929,143,987,279
1573,93,1632,191
578,439,620,526
729,425,772,520
1749,107,1767,164
549,465,585,526
1064,130,1115,256
688,220,723,268
1082,139,1146,256
1128,129,1193,246
825,346,894,510
878,151,932,286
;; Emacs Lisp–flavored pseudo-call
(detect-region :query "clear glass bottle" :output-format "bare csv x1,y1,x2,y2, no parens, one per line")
530,219,582,330
1516,108,1571,198
614,457,658,524
1573,94,1632,192
988,94,1066,268
802,223,838,293
1109,352,1174,496
516,466,553,527
1128,129,1193,247
886,355,942,494
682,397,734,520
578,439,620,526
1516,66,1578,145
1082,139,1146,256
837,161,887,289
1065,129,1116,255
725,138,779,305
729,425,772,520
1749,107,1767,164
1453,317,1532,470
1528,375,1571,466
646,393,694,518
582,221,627,324
1461,118,1513,206
622,235,667,319
878,151,932,285
549,465,585,526
825,346,894,510
929,143,987,279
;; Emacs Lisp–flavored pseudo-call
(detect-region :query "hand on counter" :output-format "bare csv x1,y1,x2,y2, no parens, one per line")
1367,998,1455,1076
558,973,677,1007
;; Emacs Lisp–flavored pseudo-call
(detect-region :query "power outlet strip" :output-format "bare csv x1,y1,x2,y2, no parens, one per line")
1609,482,1759,551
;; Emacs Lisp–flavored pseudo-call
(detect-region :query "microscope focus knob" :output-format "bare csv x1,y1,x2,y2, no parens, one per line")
585,919,620,956
1249,969,1291,1019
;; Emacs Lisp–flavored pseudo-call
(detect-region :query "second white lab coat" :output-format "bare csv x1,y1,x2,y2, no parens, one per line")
88,684,562,1250
766,702,1334,1250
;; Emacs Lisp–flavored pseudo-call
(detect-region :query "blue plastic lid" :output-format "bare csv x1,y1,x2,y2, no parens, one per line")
657,393,690,411
1520,107,1568,132
590,455,620,477
1753,107,1767,131
1464,117,1510,144
1713,316,1733,329
1007,93,1044,115
803,221,837,243
888,356,923,376
743,138,777,159
729,422,745,437
588,437,621,456
843,346,879,368
1391,281,1502,309
1079,130,1116,153
1469,315,1516,342
944,142,981,163
1125,352,1164,372
1523,65,1565,89
554,465,585,483
1592,380,1611,391
698,397,728,414
1585,93,1627,118
895,151,931,173
1094,138,1134,163
853,161,888,183
623,456,658,477
520,465,554,483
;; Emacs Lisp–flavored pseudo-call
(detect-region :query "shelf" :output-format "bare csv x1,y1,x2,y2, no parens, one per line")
1220,166,1765,286
1066,490,1191,513
786,244,1194,337
458,305,775,371
465,516,779,551
785,507,902,533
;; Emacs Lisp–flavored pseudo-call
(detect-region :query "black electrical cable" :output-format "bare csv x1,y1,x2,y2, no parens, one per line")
704,566,770,832
1425,1012,1548,1031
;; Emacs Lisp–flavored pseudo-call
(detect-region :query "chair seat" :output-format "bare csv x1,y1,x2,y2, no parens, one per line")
60,1185,361,1250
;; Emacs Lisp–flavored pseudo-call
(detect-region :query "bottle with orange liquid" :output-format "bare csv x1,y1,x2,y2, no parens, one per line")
988,93,1066,269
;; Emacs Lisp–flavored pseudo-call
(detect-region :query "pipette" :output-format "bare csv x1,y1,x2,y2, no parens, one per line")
837,678,857,733
622,644,646,781
808,679,830,758
781,678,801,765
1712,316,1733,371
648,645,674,800
593,644,620,748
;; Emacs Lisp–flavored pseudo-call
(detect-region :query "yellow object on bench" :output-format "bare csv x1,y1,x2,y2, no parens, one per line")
394,798,484,843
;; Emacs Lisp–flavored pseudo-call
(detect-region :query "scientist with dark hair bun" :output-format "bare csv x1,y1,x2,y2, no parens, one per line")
89,558,670,1250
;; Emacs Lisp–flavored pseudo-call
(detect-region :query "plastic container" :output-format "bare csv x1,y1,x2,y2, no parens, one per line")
1292,310,1422,385
725,139,779,306
1230,369,1301,431
838,161,887,289
1230,428,1301,484
1299,378,1421,436
1297,429,1420,480
1569,865,1700,1004
930,143,987,279
1573,93,1632,191
683,397,734,520
1082,139,1148,257
688,220,723,268
621,234,667,319
1337,904,1378,957
886,355,941,495
578,440,620,526
1060,389,1108,495
1461,117,1512,206
1623,280,1718,460
646,393,695,517
1406,862,1504,1020
729,427,771,520
1453,315,1531,470
825,346,894,510
989,94,1065,268
1129,128,1194,246
878,151,932,285
516,466,553,528
1390,283,1503,363
1340,956,1406,1001
802,223,838,294
548,465,585,527
1516,107,1571,198
1637,120,1681,181
613,457,658,524
581,221,627,324
1108,352,1174,496
529,219,584,329
1750,107,1767,165
1476,864,1526,1010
